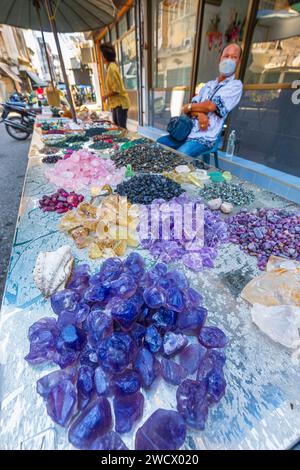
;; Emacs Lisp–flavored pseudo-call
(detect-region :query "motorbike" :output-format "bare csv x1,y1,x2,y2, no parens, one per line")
0,101,37,140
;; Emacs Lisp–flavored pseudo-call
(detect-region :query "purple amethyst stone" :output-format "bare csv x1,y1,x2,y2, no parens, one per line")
198,327,228,349
165,287,186,312
145,325,162,353
163,332,188,357
98,333,136,374
90,432,128,450
51,290,80,315
113,391,144,434
177,307,207,334
161,358,188,386
143,287,166,309
152,307,177,331
134,347,160,389
110,298,139,331
135,409,186,450
85,310,113,347
179,343,207,375
25,317,58,364
113,370,141,395
94,366,110,396
68,397,112,449
206,370,227,404
46,379,78,427
176,379,208,430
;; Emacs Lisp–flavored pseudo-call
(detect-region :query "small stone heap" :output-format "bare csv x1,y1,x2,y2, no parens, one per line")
25,253,227,450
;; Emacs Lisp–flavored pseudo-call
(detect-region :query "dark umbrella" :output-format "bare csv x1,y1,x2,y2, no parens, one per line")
0,0,128,120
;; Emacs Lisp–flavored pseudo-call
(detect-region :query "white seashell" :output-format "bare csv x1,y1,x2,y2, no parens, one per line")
220,202,234,214
33,245,74,297
175,165,191,174
207,198,222,210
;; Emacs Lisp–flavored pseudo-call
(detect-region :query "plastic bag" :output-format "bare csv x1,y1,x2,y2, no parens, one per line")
251,303,300,363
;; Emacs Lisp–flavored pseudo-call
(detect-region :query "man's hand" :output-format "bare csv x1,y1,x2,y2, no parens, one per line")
190,112,209,131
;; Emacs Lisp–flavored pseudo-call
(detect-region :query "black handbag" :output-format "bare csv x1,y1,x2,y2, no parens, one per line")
167,115,193,142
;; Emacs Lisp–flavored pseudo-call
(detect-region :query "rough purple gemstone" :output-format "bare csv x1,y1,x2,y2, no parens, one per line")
161,358,188,386
198,327,228,349
143,287,166,309
25,317,58,364
113,370,141,395
145,325,162,353
109,274,137,299
131,323,146,346
176,379,208,430
177,307,207,334
46,379,78,427
206,370,226,404
98,333,136,374
51,290,80,315
165,287,186,313
77,365,94,399
84,285,110,304
197,349,226,381
179,343,207,375
113,391,144,434
67,264,90,293
124,252,145,280
96,257,123,283
36,369,76,398
94,367,110,396
152,307,177,331
135,409,186,450
185,288,203,308
163,332,188,357
68,397,112,450
79,347,98,368
85,310,113,347
56,324,86,354
90,432,129,450
111,298,139,331
165,270,189,289
134,348,160,389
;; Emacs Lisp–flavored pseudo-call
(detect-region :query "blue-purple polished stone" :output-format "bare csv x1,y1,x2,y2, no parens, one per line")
134,347,161,389
145,325,162,353
79,347,98,368
98,333,136,374
179,343,207,375
37,369,76,398
113,391,144,434
68,397,112,449
198,326,228,349
161,358,188,386
67,264,90,293
185,288,203,308
89,432,129,450
177,307,207,334
84,285,110,304
165,270,189,289
163,332,188,357
94,366,110,396
77,365,94,399
113,370,141,395
176,379,208,430
51,290,80,315
131,323,146,346
96,257,123,283
135,409,187,450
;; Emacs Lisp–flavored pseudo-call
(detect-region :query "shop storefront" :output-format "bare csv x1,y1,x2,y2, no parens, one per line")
94,0,300,183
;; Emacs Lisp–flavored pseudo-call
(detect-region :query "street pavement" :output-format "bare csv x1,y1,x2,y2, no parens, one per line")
0,124,29,304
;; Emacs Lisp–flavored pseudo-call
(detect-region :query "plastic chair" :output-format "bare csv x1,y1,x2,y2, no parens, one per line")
201,135,221,169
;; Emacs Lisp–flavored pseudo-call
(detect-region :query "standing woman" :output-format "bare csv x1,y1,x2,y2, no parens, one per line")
100,43,130,129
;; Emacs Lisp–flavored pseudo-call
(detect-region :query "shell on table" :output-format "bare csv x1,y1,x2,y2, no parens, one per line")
220,202,234,214
33,245,74,297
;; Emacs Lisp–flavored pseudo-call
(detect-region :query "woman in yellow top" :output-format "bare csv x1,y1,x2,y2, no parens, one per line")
100,43,130,129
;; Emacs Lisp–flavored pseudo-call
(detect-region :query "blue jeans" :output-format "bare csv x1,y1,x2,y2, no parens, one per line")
157,134,211,158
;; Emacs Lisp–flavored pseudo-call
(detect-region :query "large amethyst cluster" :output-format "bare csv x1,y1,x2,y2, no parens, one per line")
140,194,228,272
227,208,300,270
25,253,227,450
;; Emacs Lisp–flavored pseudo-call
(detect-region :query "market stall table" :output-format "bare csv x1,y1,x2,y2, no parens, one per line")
0,120,299,450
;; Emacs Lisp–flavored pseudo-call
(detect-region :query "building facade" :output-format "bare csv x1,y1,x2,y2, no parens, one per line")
93,0,300,197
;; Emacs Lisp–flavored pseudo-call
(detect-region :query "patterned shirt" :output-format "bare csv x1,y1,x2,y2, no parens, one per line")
188,75,243,148
106,62,130,110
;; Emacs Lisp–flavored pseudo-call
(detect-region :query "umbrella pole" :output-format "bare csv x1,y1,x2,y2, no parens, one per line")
34,1,55,89
43,0,77,122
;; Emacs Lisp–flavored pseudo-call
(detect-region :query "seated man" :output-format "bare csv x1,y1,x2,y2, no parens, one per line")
157,43,243,158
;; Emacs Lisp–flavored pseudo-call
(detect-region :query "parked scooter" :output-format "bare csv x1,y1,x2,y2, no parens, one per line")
0,101,37,140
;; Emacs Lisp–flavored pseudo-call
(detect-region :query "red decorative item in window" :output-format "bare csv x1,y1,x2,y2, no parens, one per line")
206,14,222,51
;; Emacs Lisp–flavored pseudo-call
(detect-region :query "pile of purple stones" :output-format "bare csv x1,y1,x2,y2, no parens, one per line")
39,188,84,214
227,208,300,270
25,253,227,450
140,194,228,272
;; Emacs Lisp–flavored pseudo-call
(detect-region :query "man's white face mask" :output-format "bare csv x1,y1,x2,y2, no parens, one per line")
219,59,237,77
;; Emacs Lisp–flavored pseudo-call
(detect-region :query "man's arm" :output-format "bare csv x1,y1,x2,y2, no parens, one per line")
183,100,216,115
